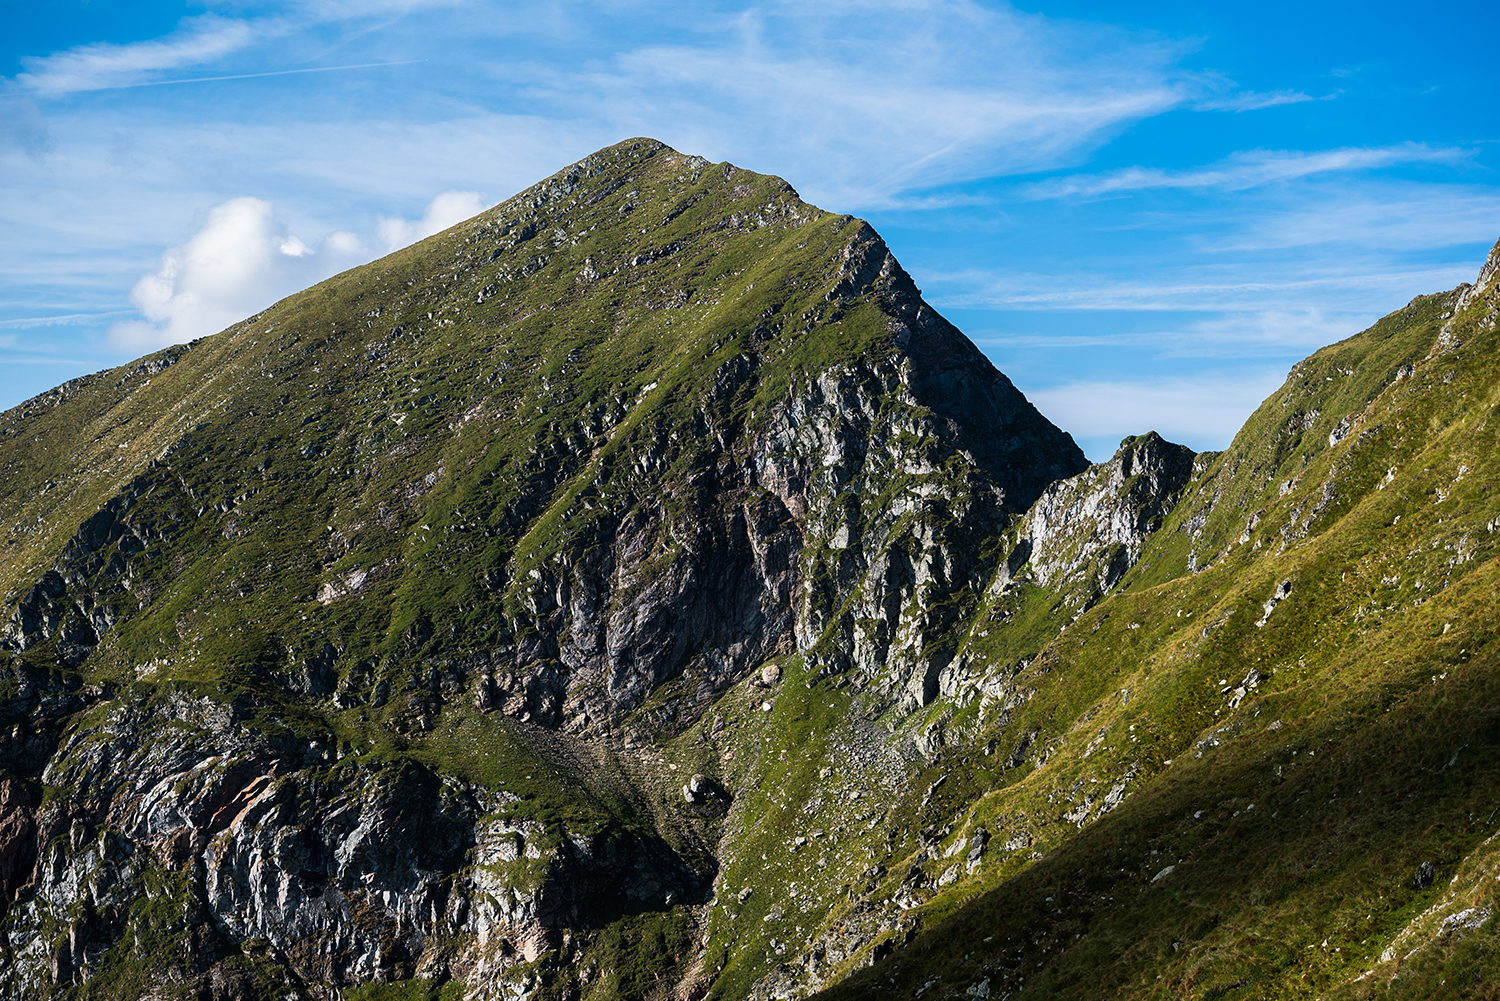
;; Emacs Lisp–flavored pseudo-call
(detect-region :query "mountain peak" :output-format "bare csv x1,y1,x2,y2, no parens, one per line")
1,143,1087,713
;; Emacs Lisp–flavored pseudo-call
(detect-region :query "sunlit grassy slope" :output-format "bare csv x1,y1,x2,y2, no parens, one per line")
815,256,1500,1000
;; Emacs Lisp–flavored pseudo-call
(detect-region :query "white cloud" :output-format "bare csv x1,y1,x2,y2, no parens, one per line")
1030,370,1287,454
376,190,486,253
1025,143,1466,199
108,197,366,352
1161,308,1382,355
106,189,484,352
324,230,367,256
1226,185,1500,251
17,14,264,95
969,308,1370,360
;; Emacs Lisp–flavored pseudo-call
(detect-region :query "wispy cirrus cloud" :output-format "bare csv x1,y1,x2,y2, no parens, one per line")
89,60,426,92
16,14,268,95
970,307,1373,358
1194,88,1318,112
512,0,1203,208
1024,143,1468,199
11,0,471,97
938,265,1476,319
285,0,473,16
1226,184,1500,251
0,96,56,155
0,311,134,330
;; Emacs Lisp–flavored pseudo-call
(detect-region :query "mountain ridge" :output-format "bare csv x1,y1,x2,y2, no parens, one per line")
1,141,1499,1001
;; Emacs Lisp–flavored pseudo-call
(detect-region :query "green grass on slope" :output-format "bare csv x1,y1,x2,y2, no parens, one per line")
821,527,1500,1001
2,139,888,691
813,271,1500,1000
344,978,466,1001
581,908,696,1001
1128,287,1452,591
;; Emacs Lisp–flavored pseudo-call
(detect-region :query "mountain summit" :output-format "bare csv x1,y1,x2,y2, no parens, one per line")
3,142,1500,1001
0,139,1085,998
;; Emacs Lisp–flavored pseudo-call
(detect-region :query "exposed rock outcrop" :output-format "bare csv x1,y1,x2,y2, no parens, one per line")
1004,431,1195,602
0,691,705,996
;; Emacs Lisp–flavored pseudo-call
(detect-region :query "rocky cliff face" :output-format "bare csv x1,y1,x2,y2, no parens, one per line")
1,688,706,996
1001,431,1196,603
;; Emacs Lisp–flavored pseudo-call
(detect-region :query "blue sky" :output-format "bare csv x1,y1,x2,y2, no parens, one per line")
2,0,1497,460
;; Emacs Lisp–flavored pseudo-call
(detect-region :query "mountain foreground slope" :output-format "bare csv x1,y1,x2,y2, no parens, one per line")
2,139,1499,1001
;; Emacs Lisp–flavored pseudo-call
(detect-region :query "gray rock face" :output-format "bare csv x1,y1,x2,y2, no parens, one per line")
0,691,703,997
415,224,1086,734
683,773,712,803
759,347,1082,713
735,232,1086,716
1005,432,1195,602
1448,236,1500,320
1434,236,1500,354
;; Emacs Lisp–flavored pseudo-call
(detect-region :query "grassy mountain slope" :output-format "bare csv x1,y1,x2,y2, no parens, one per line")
5,139,869,691
815,245,1500,1000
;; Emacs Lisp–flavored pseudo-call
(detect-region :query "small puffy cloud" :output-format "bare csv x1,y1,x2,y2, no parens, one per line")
17,14,261,95
323,230,367,256
109,197,365,352
108,188,486,353
375,190,486,253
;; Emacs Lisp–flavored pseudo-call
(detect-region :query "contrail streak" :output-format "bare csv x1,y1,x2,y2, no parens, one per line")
108,60,424,89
